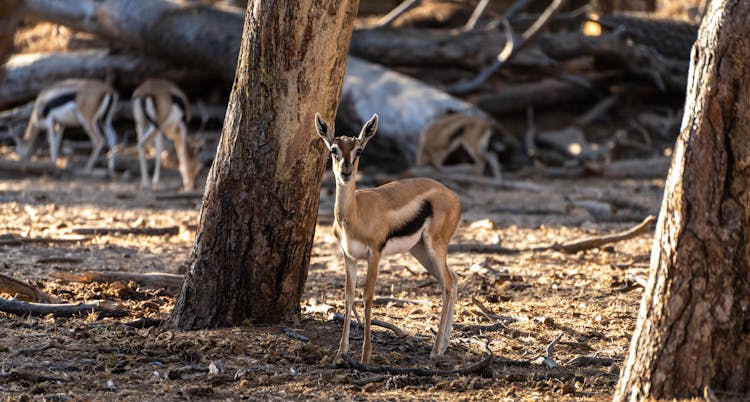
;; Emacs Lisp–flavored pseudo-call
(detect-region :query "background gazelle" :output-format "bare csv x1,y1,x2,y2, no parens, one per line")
417,113,502,179
316,112,462,363
132,79,201,191
17,78,119,174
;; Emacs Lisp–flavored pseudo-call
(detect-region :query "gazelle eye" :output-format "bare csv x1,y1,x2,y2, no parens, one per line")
330,149,338,157
355,149,362,157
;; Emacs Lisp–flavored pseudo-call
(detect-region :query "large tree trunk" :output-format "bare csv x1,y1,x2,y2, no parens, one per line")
614,1,750,400
169,0,359,328
0,0,24,83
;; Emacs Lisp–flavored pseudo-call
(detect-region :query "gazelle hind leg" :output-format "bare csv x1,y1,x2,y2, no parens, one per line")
412,238,456,358
79,115,105,172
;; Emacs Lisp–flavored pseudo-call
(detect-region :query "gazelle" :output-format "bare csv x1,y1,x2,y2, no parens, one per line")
17,78,119,174
417,113,502,178
132,79,201,191
316,113,462,363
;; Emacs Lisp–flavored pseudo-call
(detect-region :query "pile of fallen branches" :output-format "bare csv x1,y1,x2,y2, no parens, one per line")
0,0,695,176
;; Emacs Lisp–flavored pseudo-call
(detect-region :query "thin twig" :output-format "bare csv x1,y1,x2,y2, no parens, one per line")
282,327,310,343
375,0,420,27
462,0,490,31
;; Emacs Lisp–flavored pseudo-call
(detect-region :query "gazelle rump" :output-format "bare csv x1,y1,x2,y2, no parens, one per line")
132,79,201,191
417,113,501,178
17,78,119,174
316,112,462,363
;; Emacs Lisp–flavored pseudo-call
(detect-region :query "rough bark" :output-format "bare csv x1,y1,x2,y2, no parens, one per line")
169,0,359,328
614,1,750,400
0,0,24,83
0,50,213,109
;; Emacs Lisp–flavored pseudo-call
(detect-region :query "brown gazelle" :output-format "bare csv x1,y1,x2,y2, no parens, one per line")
316,113,462,363
17,78,119,174
132,79,201,191
417,113,501,178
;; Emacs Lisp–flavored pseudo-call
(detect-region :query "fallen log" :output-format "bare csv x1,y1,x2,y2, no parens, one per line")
0,158,62,176
0,297,128,318
341,57,492,161
0,50,214,108
49,271,183,290
70,226,180,236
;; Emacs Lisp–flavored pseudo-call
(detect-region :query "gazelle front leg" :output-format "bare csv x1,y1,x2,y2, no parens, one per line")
432,246,457,358
362,249,381,364
336,255,357,360
136,124,157,189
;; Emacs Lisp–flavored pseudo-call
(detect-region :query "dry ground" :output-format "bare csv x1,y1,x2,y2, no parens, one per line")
0,158,663,401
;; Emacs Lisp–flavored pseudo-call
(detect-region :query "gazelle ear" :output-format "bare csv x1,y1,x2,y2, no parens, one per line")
315,113,334,148
358,113,378,148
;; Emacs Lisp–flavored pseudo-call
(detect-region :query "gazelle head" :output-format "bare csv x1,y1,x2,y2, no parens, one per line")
316,113,378,186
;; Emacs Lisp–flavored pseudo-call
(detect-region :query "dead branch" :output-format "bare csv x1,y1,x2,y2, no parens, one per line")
445,0,565,94
0,297,128,318
549,215,656,253
0,371,67,384
341,350,493,376
535,332,564,369
376,0,420,27
0,158,63,176
122,317,164,328
567,355,618,367
448,243,519,254
331,312,409,339
70,226,180,236
49,271,184,290
0,234,91,246
282,327,310,343
0,273,58,303
462,0,490,31
154,191,204,201
36,257,83,264
586,157,671,179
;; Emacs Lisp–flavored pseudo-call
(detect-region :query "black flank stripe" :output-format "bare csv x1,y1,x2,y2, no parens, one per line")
383,200,433,250
42,93,76,118
141,96,160,127
171,94,188,123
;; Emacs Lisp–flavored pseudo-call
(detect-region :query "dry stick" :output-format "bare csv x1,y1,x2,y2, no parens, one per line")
0,273,58,303
536,332,564,369
122,317,164,328
0,297,128,318
445,0,565,94
547,214,656,253
524,106,538,161
36,257,83,264
375,0,420,27
470,296,504,321
49,271,184,291
462,0,490,31
282,327,310,343
0,371,67,383
71,226,179,236
0,234,90,246
331,312,409,339
341,350,493,377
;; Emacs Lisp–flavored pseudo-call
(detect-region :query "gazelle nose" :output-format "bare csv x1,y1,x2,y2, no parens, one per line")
340,171,352,180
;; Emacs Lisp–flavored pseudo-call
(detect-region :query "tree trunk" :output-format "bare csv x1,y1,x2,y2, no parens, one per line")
169,0,359,328
614,1,750,400
0,0,23,83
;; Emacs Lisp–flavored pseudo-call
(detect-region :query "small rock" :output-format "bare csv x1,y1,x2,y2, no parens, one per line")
208,361,226,375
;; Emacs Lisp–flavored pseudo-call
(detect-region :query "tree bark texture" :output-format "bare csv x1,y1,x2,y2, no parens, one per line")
614,1,750,400
169,0,359,328
0,0,24,83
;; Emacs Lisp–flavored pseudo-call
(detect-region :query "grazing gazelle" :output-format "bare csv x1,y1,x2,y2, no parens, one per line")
132,79,201,191
315,113,462,363
417,113,502,178
17,78,119,174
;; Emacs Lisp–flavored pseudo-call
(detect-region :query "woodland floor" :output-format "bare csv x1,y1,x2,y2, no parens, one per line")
0,154,662,401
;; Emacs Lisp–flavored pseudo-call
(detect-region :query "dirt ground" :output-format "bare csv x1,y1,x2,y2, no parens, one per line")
0,152,663,401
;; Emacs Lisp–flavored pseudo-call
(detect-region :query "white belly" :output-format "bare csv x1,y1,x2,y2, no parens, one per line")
47,102,81,127
381,230,423,256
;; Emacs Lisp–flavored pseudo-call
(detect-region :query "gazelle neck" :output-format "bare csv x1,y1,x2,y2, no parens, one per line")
334,177,357,225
